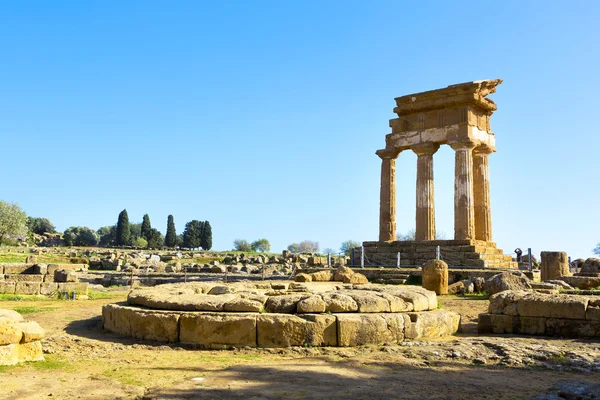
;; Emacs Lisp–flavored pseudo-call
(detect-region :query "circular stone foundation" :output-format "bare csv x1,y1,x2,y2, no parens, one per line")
102,281,460,348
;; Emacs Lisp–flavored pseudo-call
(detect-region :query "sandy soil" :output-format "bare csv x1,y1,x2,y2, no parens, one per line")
1,293,599,400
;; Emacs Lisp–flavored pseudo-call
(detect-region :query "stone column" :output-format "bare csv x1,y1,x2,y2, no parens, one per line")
450,142,476,240
412,143,439,241
540,251,570,281
377,150,400,242
473,145,494,242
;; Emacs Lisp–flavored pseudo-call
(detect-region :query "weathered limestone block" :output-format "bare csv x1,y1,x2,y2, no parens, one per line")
265,294,307,314
488,290,528,314
17,321,44,343
54,269,78,283
0,317,23,345
519,316,546,335
47,264,76,275
540,251,570,281
0,344,19,365
310,271,332,282
489,314,519,334
5,274,44,282
321,293,358,313
336,314,405,346
128,308,180,342
0,282,16,295
40,283,59,296
579,258,600,276
2,264,34,274
294,273,312,283
102,304,132,336
333,266,354,282
0,310,24,322
342,291,390,313
342,272,368,285
586,300,600,321
26,255,37,264
447,281,464,295
208,285,233,295
257,314,336,347
546,318,600,338
17,341,44,362
484,271,531,295
33,264,48,275
15,282,41,295
517,294,588,320
559,276,600,290
381,287,436,311
477,313,492,333
422,259,448,295
405,310,460,339
297,295,326,313
223,298,263,312
375,292,413,312
180,313,257,347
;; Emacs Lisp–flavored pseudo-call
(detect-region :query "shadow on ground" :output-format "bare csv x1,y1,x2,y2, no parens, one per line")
136,358,597,400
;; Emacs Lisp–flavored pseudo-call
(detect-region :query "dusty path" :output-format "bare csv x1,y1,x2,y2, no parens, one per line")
1,294,599,400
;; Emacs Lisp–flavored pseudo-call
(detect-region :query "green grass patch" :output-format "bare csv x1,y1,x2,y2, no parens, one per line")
11,306,57,315
88,290,121,300
0,255,26,263
102,368,146,386
0,294,53,301
31,355,73,371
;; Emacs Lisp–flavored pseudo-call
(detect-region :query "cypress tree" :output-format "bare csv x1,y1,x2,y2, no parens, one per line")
200,221,212,250
182,220,202,249
115,209,131,246
164,215,177,248
141,214,152,240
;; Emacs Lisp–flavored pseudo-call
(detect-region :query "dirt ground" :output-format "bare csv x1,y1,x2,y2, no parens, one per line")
1,292,599,400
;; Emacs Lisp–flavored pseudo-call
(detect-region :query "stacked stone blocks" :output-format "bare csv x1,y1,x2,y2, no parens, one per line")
102,281,460,348
0,263,88,296
478,290,600,338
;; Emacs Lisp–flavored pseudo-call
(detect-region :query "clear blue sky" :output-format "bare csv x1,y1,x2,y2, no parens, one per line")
2,1,599,258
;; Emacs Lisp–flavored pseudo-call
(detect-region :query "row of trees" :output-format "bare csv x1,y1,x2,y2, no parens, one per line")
0,200,213,250
232,238,270,252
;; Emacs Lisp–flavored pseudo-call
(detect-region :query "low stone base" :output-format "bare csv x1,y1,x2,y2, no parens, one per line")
102,304,460,347
358,240,517,269
478,290,600,338
0,342,44,366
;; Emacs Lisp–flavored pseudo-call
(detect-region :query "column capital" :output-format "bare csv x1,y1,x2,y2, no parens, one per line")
411,143,440,156
376,148,401,160
449,141,477,151
473,144,496,156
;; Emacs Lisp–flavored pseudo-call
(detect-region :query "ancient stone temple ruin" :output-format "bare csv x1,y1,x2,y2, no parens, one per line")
363,80,516,268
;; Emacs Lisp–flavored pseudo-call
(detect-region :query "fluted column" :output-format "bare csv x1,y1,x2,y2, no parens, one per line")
377,150,400,241
412,143,439,241
473,145,494,242
450,142,476,240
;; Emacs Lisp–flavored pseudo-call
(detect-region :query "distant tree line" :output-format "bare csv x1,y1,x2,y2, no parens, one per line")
0,199,213,249
232,238,270,252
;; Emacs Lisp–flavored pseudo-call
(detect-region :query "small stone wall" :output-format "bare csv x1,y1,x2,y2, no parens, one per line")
0,263,88,296
102,282,460,348
0,309,45,365
478,290,600,338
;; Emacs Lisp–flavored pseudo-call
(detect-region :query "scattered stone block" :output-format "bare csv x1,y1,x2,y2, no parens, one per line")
309,271,332,282
297,295,326,313
0,317,23,345
17,321,44,343
422,259,448,295
540,251,570,281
